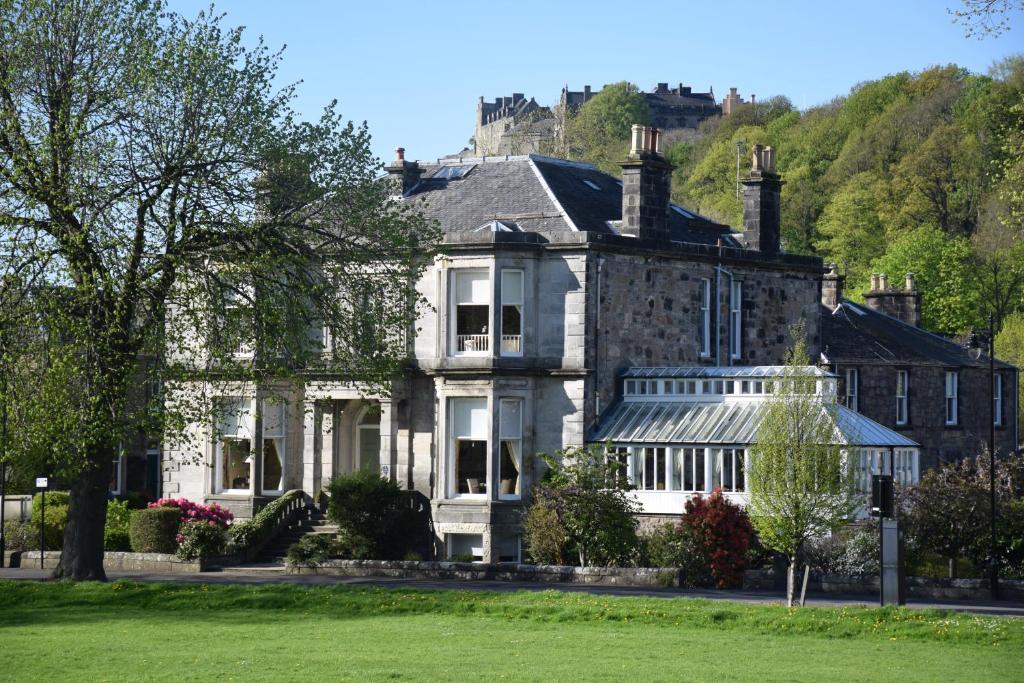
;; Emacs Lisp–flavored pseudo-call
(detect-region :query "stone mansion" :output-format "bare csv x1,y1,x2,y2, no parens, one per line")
158,127,1018,563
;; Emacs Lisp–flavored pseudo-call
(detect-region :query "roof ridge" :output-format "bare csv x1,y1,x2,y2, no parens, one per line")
527,154,599,171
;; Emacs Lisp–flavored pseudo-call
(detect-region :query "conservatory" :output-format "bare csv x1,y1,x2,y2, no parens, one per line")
590,367,920,515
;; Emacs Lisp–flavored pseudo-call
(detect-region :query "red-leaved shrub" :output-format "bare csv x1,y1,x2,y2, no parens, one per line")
682,488,753,588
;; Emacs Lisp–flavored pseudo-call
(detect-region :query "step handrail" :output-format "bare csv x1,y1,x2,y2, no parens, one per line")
227,489,308,561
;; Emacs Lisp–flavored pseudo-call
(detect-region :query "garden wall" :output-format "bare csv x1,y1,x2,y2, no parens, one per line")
290,560,685,587
742,569,1024,602
15,551,209,573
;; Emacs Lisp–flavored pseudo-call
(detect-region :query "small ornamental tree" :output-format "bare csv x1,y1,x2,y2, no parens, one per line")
747,323,859,606
681,489,753,588
527,444,640,567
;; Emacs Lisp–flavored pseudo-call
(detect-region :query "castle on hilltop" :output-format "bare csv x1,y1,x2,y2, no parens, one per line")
473,83,749,156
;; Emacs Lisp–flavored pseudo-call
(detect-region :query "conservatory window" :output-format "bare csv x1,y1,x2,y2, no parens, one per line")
679,447,706,492
607,447,629,489
357,406,381,476
945,371,958,425
896,370,908,426
498,399,523,499
700,279,711,357
453,270,490,355
893,449,918,486
712,448,745,492
450,397,488,497
500,270,523,356
633,447,667,491
729,281,742,359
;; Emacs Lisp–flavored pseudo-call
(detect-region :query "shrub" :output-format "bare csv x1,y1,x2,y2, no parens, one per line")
227,490,304,553
334,528,374,560
104,499,133,551
3,520,37,551
286,534,336,568
642,522,712,587
31,490,70,517
326,470,419,560
526,444,640,567
175,520,227,560
129,506,181,553
150,498,233,527
803,524,879,576
682,488,753,588
22,505,68,550
523,498,567,565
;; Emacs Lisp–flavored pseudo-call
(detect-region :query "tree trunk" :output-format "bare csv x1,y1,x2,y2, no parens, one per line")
786,556,796,607
56,456,110,581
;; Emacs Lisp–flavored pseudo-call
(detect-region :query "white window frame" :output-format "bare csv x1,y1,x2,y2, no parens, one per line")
448,397,489,499
355,405,382,476
729,281,742,359
260,399,287,496
700,279,711,357
498,398,523,500
845,368,859,413
896,370,908,426
945,371,959,426
994,373,1003,426
109,453,123,497
499,269,524,357
215,398,253,495
712,447,746,493
451,269,491,357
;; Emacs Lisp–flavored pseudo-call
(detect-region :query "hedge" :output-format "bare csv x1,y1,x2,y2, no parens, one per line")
129,506,181,553
227,490,304,553
31,491,71,517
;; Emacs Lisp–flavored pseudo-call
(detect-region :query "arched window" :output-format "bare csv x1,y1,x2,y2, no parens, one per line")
356,405,381,475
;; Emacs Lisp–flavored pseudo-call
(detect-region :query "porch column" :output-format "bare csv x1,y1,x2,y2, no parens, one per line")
251,391,264,495
321,402,336,484
301,398,319,495
378,399,394,481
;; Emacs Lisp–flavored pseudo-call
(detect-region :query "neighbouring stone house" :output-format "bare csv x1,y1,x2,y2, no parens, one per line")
820,269,1019,471
159,126,958,561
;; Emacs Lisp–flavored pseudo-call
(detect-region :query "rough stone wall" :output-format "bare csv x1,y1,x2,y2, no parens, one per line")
590,251,822,427
838,363,1018,471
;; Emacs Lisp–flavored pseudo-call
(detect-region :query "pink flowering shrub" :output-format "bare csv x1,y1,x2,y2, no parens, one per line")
148,498,233,528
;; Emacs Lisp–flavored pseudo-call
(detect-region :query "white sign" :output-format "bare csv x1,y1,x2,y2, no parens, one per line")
35,477,48,488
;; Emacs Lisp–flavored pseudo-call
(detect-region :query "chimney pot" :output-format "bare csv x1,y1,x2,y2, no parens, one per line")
879,273,889,290
395,147,405,162
905,272,915,291
863,271,922,326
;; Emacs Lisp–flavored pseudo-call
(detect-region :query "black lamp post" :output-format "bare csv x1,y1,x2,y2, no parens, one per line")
968,313,998,600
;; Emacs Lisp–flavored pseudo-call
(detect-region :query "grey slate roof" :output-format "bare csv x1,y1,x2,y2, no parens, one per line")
821,300,1016,370
404,155,737,247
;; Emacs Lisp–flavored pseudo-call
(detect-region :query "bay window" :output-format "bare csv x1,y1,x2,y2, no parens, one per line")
450,397,488,497
216,398,252,494
500,270,523,356
498,399,522,499
261,400,286,495
453,270,489,354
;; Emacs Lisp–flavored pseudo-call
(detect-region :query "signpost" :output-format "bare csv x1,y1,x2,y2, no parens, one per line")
36,476,48,569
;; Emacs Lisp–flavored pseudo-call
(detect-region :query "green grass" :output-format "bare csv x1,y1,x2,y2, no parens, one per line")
0,581,1021,682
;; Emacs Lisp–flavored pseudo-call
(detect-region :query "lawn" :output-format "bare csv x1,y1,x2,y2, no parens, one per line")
0,581,1022,682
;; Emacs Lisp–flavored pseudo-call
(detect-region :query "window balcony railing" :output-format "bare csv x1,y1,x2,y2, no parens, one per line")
500,334,522,354
457,334,489,353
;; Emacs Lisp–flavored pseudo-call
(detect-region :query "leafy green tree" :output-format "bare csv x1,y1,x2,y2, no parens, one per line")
814,172,887,285
748,324,859,606
995,311,1024,432
564,82,649,174
858,226,980,333
0,1,437,580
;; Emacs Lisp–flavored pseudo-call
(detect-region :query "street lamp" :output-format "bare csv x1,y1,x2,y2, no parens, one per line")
967,312,998,600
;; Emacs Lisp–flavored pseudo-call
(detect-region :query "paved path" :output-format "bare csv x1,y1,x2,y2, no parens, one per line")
2,565,1023,617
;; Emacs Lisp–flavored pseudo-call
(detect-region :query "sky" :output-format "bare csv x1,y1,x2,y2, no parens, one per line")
170,0,1023,164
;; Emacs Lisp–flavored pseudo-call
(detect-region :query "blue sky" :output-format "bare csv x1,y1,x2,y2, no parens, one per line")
172,0,1021,164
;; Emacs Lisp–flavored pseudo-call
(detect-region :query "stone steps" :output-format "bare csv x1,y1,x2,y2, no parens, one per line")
257,509,337,561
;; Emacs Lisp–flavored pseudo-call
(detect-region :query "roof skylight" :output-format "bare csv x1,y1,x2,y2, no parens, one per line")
432,164,476,180
582,179,602,191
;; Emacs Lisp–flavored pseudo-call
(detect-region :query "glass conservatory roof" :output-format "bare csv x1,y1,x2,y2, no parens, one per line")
620,366,832,379
590,400,918,448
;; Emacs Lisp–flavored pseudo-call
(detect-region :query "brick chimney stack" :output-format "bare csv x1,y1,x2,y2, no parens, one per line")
863,271,921,327
822,263,844,309
619,124,673,241
385,147,421,196
742,144,783,255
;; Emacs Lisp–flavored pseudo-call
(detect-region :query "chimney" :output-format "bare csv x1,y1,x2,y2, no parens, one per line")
619,124,673,241
741,144,783,254
862,271,922,327
822,263,844,309
385,147,421,196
